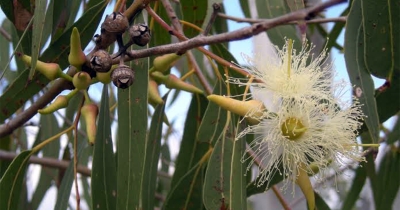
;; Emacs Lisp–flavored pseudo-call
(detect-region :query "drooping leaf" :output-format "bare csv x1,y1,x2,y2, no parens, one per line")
141,93,168,210
116,51,149,209
345,0,380,143
0,150,31,210
341,166,367,210
29,0,48,79
91,85,117,210
54,140,89,210
375,149,400,210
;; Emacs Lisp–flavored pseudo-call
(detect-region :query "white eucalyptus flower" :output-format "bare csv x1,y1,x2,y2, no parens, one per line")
227,39,334,104
240,97,365,192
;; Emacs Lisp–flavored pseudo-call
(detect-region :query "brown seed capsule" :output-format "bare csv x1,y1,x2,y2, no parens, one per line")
101,12,129,34
90,50,112,72
129,23,151,46
111,65,134,89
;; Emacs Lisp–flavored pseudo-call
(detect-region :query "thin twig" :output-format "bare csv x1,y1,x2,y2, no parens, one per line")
218,13,347,24
159,0,213,95
0,27,11,41
203,3,221,35
73,98,85,210
0,149,92,176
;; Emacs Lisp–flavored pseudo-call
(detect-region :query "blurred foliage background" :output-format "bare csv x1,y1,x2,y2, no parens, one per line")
0,0,398,209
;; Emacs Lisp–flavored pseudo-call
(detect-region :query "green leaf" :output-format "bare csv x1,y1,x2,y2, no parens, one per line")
29,0,48,79
375,149,400,210
91,85,117,210
141,93,168,210
30,114,60,210
164,95,209,210
345,0,380,143
203,112,247,209
54,140,89,210
170,95,209,187
375,77,400,123
0,1,107,123
180,0,208,38
254,0,301,48
386,117,399,144
315,192,331,210
0,150,31,210
116,54,149,208
361,0,398,80
341,166,367,210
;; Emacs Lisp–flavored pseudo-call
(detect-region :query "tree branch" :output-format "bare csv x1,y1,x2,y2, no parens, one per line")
0,0,346,138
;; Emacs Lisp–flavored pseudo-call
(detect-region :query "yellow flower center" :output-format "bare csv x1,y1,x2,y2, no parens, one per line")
281,117,307,141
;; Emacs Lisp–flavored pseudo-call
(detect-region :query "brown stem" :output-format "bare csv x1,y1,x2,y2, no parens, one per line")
0,149,92,176
217,13,347,24
159,0,212,95
73,99,84,210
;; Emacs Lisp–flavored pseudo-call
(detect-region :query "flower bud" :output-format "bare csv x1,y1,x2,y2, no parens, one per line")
296,163,315,210
152,53,181,73
148,79,163,106
73,71,92,90
68,27,86,68
38,95,69,114
96,66,116,84
207,94,265,125
20,54,63,80
90,50,112,73
81,103,99,145
111,65,135,89
129,23,151,46
151,72,203,94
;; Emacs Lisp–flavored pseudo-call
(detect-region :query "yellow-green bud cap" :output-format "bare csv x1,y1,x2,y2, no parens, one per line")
20,54,62,80
73,72,92,90
38,95,69,114
148,79,164,106
152,53,181,73
207,94,264,125
68,27,86,68
81,103,99,145
151,72,203,94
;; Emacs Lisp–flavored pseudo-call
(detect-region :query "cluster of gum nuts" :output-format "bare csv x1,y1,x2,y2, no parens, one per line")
19,12,203,145
90,12,151,89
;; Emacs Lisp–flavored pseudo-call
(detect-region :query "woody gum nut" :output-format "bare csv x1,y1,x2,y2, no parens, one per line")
129,23,151,46
20,54,61,80
153,53,181,73
90,50,112,72
38,95,69,114
111,65,134,89
81,103,99,145
207,95,265,125
101,12,129,34
73,71,92,90
148,79,164,106
68,27,86,68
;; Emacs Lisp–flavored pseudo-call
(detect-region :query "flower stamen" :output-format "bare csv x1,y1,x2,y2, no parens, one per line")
281,117,307,141
287,39,293,78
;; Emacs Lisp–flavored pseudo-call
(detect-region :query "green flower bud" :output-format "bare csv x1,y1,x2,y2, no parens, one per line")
148,79,164,107
73,72,92,90
68,27,86,68
207,94,265,125
20,54,64,81
152,53,181,73
38,95,69,114
81,103,99,145
151,72,203,94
